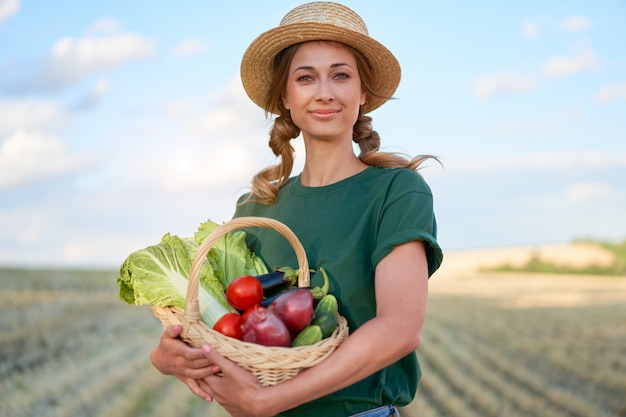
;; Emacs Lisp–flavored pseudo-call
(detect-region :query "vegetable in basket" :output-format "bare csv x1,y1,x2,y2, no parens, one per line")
213,312,244,340
255,269,295,297
271,289,314,335
218,269,338,345
226,275,264,311
290,294,340,346
116,219,269,327
241,305,291,347
259,266,330,307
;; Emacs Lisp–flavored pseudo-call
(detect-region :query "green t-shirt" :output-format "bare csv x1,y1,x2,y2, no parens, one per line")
233,166,443,417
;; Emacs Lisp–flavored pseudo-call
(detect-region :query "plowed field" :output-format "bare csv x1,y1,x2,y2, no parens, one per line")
1,257,624,417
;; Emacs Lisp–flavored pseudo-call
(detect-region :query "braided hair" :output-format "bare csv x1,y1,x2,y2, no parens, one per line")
245,43,436,205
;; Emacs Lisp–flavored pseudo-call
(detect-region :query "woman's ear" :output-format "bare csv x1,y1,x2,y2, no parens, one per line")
360,91,366,106
282,94,290,110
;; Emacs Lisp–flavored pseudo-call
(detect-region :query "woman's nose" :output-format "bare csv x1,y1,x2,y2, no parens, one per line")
314,80,334,102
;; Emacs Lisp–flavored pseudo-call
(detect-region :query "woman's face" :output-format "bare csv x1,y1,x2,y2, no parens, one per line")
282,41,366,142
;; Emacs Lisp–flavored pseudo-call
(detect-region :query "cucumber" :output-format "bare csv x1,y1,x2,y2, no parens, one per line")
312,311,338,338
314,294,339,316
291,325,323,347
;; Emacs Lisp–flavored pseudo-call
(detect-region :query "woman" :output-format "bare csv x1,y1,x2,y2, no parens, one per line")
150,3,443,416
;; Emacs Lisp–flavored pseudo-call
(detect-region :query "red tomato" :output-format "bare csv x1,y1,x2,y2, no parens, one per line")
226,275,263,311
213,312,243,340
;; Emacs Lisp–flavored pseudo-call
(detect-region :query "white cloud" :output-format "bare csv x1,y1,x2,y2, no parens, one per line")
71,78,110,110
162,98,198,118
542,50,598,78
114,77,285,193
196,108,249,134
544,152,626,170
566,181,613,202
439,151,626,174
595,83,626,104
192,76,267,135
0,208,44,244
64,242,100,264
174,38,208,57
484,106,583,138
560,16,593,32
0,130,88,188
92,77,109,95
128,140,260,191
0,0,19,26
49,33,154,80
0,99,69,135
522,21,540,39
473,72,536,99
87,18,122,34
4,32,155,93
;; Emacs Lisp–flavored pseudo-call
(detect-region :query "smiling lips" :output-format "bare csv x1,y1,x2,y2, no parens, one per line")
309,109,340,118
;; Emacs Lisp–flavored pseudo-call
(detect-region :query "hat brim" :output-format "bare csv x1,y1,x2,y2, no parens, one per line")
240,22,401,115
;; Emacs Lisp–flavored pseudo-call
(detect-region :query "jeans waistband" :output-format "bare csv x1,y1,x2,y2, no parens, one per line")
349,405,399,417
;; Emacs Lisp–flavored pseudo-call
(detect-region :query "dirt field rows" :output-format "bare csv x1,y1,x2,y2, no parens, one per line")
0,268,225,417
405,282,626,417
1,246,625,417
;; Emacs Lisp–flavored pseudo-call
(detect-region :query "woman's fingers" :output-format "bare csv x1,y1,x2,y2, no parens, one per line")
164,324,182,338
177,375,214,402
201,345,228,368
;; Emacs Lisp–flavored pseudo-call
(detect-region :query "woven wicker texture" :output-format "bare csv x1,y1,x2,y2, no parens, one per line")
152,216,349,386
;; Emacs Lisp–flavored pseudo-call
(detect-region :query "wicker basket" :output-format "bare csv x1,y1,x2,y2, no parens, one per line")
152,216,349,386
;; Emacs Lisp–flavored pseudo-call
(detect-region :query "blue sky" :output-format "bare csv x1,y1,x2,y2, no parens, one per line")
1,0,625,268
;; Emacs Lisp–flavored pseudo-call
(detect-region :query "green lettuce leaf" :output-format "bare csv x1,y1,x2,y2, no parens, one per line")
117,218,269,326
194,219,268,288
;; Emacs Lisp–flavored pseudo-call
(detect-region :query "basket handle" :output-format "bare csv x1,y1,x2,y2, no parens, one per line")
184,217,310,323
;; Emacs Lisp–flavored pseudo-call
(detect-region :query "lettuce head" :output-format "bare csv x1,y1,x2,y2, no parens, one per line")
117,219,268,326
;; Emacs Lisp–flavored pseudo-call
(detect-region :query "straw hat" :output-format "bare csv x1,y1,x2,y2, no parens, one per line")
240,2,401,115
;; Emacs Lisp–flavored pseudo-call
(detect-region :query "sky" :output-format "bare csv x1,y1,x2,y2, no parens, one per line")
0,0,625,268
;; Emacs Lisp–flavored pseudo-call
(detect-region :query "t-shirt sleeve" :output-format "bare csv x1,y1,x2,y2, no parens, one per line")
371,171,443,277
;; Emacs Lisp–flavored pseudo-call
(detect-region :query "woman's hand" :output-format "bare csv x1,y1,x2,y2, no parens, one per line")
150,325,221,401
199,345,270,417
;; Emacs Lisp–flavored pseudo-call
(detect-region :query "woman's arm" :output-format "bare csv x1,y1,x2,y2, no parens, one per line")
201,240,429,417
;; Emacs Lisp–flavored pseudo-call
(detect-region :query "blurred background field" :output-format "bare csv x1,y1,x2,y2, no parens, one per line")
1,241,625,417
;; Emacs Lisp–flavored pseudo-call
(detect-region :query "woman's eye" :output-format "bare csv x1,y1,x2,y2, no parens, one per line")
297,75,313,81
334,73,349,80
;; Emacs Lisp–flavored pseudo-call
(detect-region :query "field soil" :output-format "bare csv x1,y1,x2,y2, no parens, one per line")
400,242,626,417
1,242,624,417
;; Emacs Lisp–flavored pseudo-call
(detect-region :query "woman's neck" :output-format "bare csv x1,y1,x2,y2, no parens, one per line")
299,138,368,187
